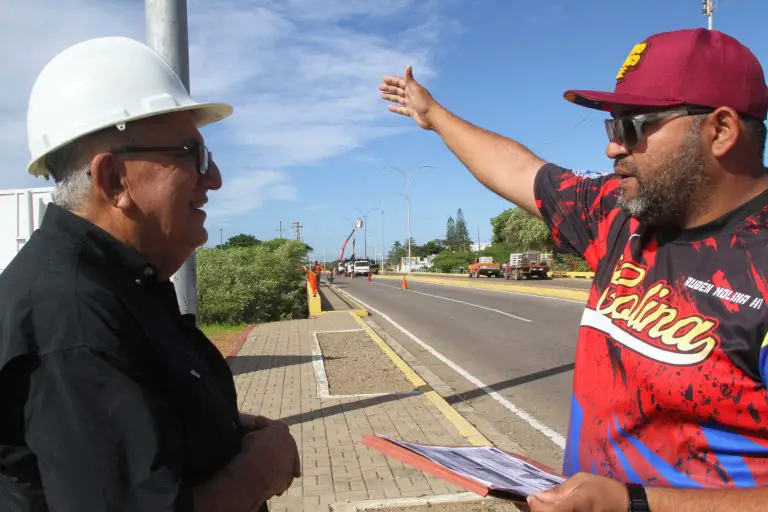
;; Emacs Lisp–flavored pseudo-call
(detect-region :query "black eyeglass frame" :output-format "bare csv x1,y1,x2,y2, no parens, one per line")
604,106,715,150
111,140,212,175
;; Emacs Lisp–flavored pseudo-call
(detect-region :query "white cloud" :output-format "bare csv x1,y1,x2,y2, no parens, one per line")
205,170,297,221
0,0,456,224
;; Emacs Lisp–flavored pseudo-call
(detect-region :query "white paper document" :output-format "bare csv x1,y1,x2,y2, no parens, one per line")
385,437,565,497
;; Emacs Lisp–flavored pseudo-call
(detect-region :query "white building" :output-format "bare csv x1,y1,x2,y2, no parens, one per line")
470,242,492,252
1,187,54,274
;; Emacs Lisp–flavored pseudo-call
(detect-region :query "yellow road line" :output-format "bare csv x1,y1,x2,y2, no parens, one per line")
374,274,589,302
352,313,491,447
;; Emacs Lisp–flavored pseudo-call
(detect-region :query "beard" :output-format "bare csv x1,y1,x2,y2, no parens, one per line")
616,131,708,226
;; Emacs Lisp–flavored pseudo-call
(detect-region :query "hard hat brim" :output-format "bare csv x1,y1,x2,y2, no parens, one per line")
27,100,234,179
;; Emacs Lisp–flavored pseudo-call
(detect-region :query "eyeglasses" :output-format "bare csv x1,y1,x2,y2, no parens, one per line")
112,140,213,175
605,107,714,150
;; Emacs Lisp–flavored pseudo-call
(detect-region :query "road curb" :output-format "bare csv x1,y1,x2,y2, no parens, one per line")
374,274,589,302
329,492,487,511
350,312,492,447
225,324,254,359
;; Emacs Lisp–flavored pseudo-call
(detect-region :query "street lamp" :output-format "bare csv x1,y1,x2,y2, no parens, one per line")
384,165,434,273
353,206,378,259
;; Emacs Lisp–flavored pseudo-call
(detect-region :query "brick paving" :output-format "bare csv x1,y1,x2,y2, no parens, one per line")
228,312,473,511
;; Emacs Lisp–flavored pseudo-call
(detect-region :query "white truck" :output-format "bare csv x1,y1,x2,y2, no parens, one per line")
1,187,53,275
352,260,370,277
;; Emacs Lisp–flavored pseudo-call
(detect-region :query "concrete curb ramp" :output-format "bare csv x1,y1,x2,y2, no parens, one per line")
375,274,590,302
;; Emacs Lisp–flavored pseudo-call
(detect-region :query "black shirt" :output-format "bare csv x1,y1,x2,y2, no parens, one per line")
0,204,246,510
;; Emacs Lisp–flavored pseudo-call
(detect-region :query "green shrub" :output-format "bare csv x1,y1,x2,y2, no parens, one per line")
551,253,591,272
197,241,309,325
430,250,474,273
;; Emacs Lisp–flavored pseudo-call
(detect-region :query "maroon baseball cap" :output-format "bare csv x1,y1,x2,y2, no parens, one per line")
565,28,768,120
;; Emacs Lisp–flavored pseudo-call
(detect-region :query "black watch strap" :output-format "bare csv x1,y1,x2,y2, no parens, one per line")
626,483,650,512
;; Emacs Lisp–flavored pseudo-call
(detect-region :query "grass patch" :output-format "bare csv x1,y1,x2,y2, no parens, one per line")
201,323,248,338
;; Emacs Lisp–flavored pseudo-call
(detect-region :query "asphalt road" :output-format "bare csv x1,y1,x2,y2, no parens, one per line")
331,277,587,472
385,272,594,290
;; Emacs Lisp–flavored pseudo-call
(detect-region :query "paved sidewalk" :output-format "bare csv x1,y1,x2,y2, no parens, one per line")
228,309,488,511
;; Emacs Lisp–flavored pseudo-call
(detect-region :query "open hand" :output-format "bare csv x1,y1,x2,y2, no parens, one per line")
379,66,438,130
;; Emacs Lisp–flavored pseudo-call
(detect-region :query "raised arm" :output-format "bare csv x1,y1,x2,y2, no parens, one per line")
380,66,546,219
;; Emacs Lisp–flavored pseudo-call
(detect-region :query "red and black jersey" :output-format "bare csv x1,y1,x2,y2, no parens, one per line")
534,163,768,489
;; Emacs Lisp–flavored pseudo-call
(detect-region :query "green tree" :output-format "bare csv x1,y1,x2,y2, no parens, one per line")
260,238,313,254
455,209,471,250
445,217,456,249
502,208,553,251
421,239,444,256
217,233,261,249
482,242,513,263
387,241,406,266
490,209,514,244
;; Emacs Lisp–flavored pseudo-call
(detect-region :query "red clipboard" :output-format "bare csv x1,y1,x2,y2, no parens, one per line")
362,435,562,502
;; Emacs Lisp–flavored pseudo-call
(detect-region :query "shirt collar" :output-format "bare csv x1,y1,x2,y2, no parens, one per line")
40,203,160,283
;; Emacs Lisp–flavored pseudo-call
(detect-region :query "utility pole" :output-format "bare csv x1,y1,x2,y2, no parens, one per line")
702,0,714,30
277,220,285,239
292,221,303,241
146,0,197,322
220,228,223,247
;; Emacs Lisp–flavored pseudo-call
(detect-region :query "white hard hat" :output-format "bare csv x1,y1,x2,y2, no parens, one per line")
26,36,233,178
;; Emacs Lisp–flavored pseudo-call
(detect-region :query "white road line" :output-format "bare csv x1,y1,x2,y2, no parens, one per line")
334,286,567,450
372,282,532,322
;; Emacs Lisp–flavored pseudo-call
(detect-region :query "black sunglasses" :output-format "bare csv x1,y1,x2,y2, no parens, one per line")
112,139,213,175
605,107,714,150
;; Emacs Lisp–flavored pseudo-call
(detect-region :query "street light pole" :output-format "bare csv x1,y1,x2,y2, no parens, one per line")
380,200,384,273
702,0,714,30
146,0,198,323
384,166,434,273
354,206,377,260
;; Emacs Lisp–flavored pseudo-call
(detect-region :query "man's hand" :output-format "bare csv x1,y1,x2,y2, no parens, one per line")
242,421,302,497
239,412,274,432
527,473,629,512
194,420,301,512
379,66,439,130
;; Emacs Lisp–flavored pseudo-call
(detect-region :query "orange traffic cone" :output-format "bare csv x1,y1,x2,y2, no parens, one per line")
401,276,408,290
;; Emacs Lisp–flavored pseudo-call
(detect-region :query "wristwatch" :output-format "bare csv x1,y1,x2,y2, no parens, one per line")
625,483,650,511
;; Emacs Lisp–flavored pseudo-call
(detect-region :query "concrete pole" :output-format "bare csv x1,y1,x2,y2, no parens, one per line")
403,171,415,273
380,202,384,273
145,0,198,323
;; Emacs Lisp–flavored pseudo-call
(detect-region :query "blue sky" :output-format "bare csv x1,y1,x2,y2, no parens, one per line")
2,0,767,263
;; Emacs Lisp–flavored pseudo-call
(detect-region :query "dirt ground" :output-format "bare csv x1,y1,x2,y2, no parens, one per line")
374,497,524,511
209,329,246,357
317,330,415,395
